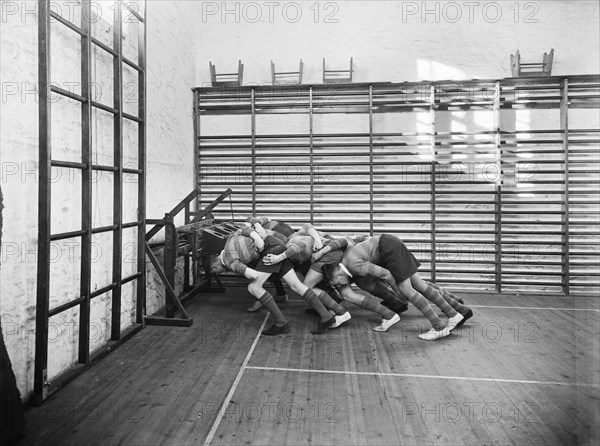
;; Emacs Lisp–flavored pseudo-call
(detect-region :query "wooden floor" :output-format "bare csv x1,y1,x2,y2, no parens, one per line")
20,289,600,446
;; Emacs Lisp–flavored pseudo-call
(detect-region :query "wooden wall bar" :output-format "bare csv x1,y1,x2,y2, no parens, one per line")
193,75,600,294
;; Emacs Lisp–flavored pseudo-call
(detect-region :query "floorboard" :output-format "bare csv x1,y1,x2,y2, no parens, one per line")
20,291,600,446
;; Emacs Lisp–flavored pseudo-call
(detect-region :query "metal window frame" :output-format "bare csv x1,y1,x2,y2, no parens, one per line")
34,0,146,404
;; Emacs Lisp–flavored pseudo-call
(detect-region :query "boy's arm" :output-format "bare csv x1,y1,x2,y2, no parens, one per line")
312,237,351,262
228,259,248,276
352,259,400,296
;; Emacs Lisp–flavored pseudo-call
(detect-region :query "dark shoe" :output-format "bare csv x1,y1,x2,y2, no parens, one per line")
274,294,289,303
455,297,464,304
311,316,335,335
455,310,473,328
262,323,291,336
304,307,319,316
382,301,409,314
246,301,264,312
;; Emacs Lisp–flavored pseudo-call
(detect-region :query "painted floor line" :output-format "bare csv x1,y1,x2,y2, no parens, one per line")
204,313,270,445
284,299,599,312
246,365,600,388
469,304,600,312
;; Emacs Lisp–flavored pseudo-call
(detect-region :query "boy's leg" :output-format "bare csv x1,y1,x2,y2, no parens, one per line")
337,285,396,320
304,269,347,315
355,276,408,313
427,281,465,304
397,278,447,333
247,271,289,336
411,275,473,329
421,281,473,328
247,275,287,312
410,274,458,317
271,276,289,301
281,269,346,334
337,285,399,332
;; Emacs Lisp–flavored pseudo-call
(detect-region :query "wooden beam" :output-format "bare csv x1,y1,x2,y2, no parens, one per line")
111,0,124,341
144,243,190,320
560,79,570,295
146,188,201,240
78,0,93,365
34,0,52,405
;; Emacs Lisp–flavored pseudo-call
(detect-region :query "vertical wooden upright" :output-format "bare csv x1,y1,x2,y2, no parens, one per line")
429,85,437,281
368,85,374,236
34,0,52,404
309,87,314,224
78,0,93,364
251,88,257,215
493,82,502,293
164,214,176,318
560,79,570,295
136,1,147,323
111,1,124,340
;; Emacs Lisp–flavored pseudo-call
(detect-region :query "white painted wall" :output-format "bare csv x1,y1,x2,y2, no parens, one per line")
0,0,199,399
196,1,600,84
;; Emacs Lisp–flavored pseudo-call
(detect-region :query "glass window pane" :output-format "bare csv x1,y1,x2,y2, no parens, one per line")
92,45,114,108
92,107,114,166
51,22,81,96
91,1,114,48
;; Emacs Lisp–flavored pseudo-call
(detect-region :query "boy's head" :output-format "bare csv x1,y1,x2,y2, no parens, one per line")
322,263,350,287
210,252,227,275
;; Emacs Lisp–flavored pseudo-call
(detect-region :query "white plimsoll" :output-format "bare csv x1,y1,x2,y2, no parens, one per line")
446,313,465,331
418,327,450,341
374,313,400,332
330,311,351,328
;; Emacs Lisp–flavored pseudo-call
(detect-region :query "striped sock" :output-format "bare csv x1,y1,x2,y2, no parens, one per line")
258,291,287,326
435,288,469,314
361,295,395,320
421,285,458,317
371,280,408,306
406,291,445,330
430,282,464,304
303,289,333,322
318,291,346,316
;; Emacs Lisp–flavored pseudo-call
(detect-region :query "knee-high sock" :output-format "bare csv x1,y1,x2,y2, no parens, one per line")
370,280,408,306
271,277,287,296
258,291,287,326
431,286,469,314
429,282,464,304
360,295,395,320
317,291,346,316
406,291,446,330
303,289,333,322
421,285,460,317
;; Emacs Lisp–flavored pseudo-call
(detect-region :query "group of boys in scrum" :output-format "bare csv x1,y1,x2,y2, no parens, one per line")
210,217,474,340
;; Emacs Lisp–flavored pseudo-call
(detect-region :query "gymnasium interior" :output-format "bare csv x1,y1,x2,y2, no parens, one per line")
1,1,599,445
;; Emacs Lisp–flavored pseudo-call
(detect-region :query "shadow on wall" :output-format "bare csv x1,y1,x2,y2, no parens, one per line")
0,187,26,444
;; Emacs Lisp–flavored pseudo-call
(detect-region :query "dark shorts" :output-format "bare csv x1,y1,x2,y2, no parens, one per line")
271,231,288,243
273,222,294,238
378,234,421,283
249,235,294,278
310,250,344,273
293,259,312,277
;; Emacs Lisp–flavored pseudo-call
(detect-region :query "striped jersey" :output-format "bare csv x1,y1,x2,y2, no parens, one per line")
221,226,259,275
284,235,315,263
341,236,397,290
